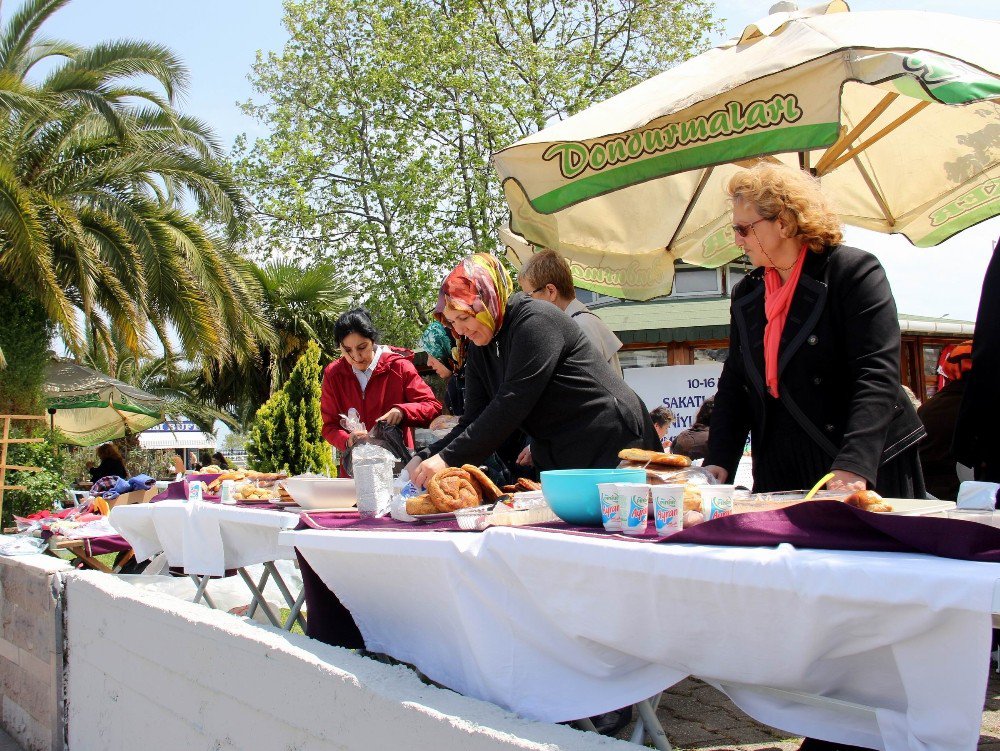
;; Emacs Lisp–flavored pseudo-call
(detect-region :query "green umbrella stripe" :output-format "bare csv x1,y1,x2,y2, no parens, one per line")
47,398,111,409
527,122,839,215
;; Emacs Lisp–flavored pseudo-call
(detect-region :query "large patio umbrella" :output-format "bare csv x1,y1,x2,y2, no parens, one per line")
42,359,165,446
493,1,1000,299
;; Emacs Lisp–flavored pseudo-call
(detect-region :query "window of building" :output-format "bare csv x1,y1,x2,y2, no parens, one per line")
693,347,728,363
672,267,721,297
619,349,669,370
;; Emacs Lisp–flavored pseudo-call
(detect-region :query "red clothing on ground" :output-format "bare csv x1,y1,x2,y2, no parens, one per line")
320,349,441,452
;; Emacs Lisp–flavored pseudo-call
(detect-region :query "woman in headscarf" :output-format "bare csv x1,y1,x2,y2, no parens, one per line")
410,253,660,488
418,321,465,415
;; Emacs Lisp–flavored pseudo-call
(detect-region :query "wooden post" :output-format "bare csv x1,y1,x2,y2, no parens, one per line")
0,415,46,522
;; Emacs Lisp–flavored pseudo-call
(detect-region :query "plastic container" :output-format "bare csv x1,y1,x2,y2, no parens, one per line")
220,479,236,505
188,480,203,503
351,444,394,518
281,477,357,510
540,468,646,526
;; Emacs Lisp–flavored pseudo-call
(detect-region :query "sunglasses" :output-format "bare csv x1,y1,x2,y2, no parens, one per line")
731,217,770,238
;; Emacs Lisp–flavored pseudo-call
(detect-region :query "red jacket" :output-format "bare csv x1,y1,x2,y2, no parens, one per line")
320,348,441,452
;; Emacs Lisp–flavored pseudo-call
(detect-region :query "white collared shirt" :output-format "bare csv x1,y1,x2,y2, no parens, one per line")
353,345,384,394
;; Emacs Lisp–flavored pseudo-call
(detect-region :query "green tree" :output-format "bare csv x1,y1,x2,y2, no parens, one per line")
237,0,718,344
0,283,53,414
0,0,274,370
245,341,334,475
198,259,349,426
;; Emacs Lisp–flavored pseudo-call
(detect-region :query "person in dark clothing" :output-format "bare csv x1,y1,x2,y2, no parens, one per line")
673,397,714,460
87,442,128,481
917,341,972,500
211,452,230,470
418,321,465,416
704,163,925,500
954,237,1000,485
410,253,659,488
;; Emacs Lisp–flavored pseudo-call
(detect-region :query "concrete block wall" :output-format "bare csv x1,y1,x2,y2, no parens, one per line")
65,572,628,751
0,554,70,751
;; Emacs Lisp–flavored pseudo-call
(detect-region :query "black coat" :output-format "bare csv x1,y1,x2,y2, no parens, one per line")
918,378,966,500
953,237,1000,483
706,244,925,490
429,293,659,471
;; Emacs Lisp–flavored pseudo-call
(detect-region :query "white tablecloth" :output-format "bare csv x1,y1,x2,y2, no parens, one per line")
281,527,1000,751
111,501,300,576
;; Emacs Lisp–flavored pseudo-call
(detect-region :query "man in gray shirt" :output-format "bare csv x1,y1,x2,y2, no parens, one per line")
518,249,624,377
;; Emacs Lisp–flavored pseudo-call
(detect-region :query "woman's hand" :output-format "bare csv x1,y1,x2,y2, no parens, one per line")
703,465,729,483
377,407,403,426
412,454,448,489
403,455,422,479
346,430,368,447
826,469,867,494
516,444,533,467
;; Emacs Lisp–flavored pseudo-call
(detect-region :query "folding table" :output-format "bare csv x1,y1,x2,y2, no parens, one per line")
110,500,306,631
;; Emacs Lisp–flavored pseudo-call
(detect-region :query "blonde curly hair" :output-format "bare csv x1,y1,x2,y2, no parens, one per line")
726,162,842,253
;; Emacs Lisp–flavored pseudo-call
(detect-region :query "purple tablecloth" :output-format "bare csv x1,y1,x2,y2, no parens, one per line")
83,534,132,557
297,501,1000,562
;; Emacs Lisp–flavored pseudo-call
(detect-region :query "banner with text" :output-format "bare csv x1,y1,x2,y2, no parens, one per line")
625,364,723,441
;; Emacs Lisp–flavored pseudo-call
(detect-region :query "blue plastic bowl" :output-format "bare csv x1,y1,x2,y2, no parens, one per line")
540,468,647,526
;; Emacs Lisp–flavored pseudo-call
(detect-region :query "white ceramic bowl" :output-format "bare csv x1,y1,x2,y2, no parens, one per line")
281,477,357,510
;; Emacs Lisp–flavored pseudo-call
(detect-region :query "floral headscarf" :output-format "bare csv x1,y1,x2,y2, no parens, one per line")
418,321,457,369
434,254,514,337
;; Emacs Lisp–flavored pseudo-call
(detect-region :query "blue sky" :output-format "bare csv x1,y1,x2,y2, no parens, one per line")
42,0,999,322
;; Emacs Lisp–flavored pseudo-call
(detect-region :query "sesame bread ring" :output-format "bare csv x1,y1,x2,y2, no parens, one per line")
617,448,692,468
461,464,503,503
427,468,481,512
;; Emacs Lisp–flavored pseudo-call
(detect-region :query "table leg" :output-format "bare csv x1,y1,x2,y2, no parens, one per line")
237,568,282,627
285,587,308,632
574,718,599,733
112,550,135,573
262,561,307,631
245,566,272,620
189,575,218,609
73,552,113,573
635,695,672,751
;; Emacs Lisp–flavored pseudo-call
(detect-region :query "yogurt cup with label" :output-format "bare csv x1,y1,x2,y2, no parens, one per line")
652,484,685,536
616,483,651,535
703,484,736,520
597,482,623,532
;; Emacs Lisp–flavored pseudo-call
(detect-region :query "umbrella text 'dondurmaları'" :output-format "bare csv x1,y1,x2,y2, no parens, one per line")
493,1,1000,299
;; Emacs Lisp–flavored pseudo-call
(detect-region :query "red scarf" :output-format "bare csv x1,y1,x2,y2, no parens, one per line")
763,246,808,398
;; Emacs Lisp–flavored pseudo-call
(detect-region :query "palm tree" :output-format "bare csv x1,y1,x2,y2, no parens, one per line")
0,0,275,371
199,259,350,425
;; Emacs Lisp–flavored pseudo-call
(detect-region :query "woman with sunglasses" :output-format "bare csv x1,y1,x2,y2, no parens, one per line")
703,162,926,500
409,253,659,488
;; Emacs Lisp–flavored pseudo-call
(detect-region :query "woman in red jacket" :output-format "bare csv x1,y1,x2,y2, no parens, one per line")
320,309,441,467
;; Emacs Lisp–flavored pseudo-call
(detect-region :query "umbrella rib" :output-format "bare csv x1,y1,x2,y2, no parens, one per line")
852,155,896,228
824,101,932,174
668,166,714,250
814,92,899,176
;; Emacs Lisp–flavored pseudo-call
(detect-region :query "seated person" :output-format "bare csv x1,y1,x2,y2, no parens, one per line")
918,342,972,500
211,452,230,471
650,406,675,450
87,442,128,481
673,397,714,461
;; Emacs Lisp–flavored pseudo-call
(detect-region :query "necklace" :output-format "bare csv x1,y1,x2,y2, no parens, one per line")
751,224,797,272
